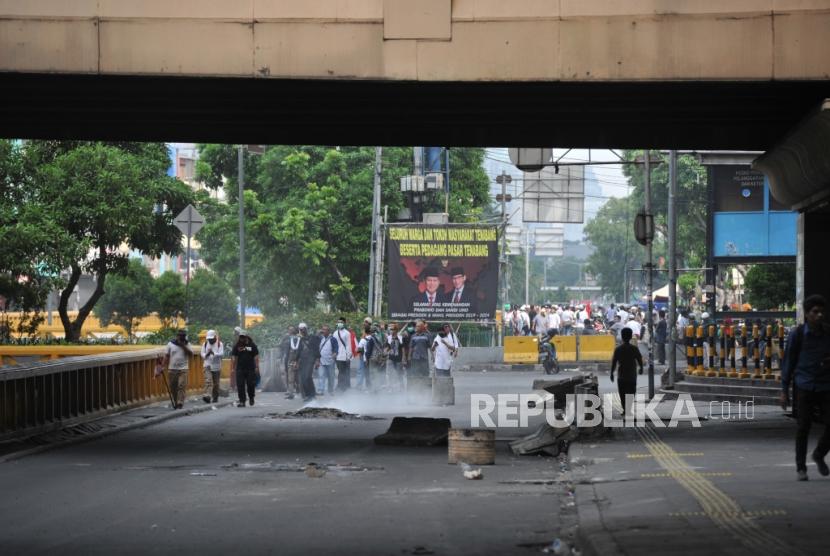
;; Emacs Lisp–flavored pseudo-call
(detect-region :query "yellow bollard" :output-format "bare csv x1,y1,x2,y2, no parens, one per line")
686,325,695,376
706,325,717,377
728,326,738,378
752,324,762,379
763,324,775,380
695,325,706,376
739,325,750,378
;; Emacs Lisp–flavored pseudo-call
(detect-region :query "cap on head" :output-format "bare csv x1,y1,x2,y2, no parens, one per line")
298,322,308,330
206,330,217,339
177,328,187,335
701,312,710,319
238,329,248,337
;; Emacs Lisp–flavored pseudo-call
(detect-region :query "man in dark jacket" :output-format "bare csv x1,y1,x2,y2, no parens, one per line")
611,327,643,416
655,310,668,364
289,323,320,402
782,295,830,481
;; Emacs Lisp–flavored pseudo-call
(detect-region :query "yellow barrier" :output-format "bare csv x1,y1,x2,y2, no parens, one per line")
503,336,540,364
1,311,264,338
579,335,615,361
0,345,155,366
553,336,577,362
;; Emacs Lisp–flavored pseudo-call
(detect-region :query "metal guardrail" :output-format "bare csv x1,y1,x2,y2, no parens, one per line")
0,348,204,441
0,345,154,367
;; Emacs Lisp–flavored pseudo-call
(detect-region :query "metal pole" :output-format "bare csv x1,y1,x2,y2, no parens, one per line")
368,146,382,315
524,230,530,306
237,146,246,331
500,171,508,346
668,149,678,388
644,150,655,399
185,229,191,323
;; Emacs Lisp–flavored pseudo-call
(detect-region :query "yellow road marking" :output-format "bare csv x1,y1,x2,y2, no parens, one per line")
642,472,733,478
669,510,786,518
609,394,800,556
628,452,704,458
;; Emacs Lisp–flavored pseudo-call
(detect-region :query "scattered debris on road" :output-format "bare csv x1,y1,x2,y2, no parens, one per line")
304,462,327,478
509,424,579,457
267,407,383,420
458,462,483,480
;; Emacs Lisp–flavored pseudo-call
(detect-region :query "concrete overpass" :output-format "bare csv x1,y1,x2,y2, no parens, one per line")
1,0,829,148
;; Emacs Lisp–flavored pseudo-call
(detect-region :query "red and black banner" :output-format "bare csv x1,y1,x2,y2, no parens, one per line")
387,225,499,321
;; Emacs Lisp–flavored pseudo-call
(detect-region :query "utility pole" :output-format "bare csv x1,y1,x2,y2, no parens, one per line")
644,150,655,399
524,229,531,306
237,146,247,331
668,149,678,388
368,147,383,315
498,171,511,345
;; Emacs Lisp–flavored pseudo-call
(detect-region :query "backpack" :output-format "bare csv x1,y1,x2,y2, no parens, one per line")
369,334,387,365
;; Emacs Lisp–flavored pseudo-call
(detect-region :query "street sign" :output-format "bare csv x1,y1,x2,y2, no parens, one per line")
174,204,205,237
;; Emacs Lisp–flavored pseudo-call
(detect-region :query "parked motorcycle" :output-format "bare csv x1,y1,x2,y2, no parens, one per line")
538,329,560,375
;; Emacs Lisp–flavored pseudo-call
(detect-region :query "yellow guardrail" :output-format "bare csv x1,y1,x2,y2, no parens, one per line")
1,311,263,338
504,336,539,364
553,336,578,362
0,345,154,366
503,334,615,364
579,335,616,361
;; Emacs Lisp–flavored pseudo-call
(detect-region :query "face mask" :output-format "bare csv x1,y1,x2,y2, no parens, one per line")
407,327,415,333
208,338,216,344
337,323,345,329
438,332,447,337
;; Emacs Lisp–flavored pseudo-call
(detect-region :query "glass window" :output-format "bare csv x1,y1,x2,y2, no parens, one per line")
712,165,764,212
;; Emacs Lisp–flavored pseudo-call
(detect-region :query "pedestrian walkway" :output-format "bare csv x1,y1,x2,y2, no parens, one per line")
571,394,826,556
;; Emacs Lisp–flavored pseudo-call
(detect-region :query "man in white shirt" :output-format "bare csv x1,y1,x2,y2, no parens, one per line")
617,306,630,323
625,316,642,345
519,305,531,335
561,306,575,335
333,317,356,392
432,324,461,376
317,325,338,395
533,309,548,336
546,308,561,334
164,329,192,409
200,329,224,404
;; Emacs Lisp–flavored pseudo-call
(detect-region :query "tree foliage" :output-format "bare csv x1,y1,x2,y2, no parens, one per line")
25,141,193,341
186,268,238,328
94,258,156,339
195,146,490,315
744,263,796,310
153,271,186,328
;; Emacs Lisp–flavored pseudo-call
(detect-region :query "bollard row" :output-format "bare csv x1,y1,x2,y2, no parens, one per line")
683,324,785,380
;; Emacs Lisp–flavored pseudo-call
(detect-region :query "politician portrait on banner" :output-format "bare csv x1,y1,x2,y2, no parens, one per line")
387,225,498,321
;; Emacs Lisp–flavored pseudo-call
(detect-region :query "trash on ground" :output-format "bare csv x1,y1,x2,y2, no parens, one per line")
189,472,217,477
509,424,579,457
304,462,327,478
374,417,451,447
458,461,483,480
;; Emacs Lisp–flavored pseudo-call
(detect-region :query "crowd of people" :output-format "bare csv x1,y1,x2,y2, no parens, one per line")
275,317,461,403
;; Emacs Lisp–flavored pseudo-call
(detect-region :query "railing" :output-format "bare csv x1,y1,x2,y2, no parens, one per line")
0,349,204,440
0,345,154,367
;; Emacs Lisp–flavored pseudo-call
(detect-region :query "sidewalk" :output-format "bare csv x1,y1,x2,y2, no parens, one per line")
570,397,827,556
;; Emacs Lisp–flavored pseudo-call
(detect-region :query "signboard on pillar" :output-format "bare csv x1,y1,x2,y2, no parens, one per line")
386,225,498,321
711,165,797,258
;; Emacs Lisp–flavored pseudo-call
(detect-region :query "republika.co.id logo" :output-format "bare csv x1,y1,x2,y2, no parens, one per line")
470,393,703,428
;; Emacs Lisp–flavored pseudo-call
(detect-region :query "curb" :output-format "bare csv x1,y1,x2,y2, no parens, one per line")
569,442,624,556
0,400,235,464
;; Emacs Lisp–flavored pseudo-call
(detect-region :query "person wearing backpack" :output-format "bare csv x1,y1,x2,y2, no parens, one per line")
781,294,830,481
366,323,388,393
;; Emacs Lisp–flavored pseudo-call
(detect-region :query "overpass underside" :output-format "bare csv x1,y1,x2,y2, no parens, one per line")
1,0,830,148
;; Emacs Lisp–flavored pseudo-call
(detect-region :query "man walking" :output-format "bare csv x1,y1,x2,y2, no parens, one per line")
291,323,320,402
317,324,338,396
334,317,356,392
655,310,668,365
200,329,224,404
781,295,830,481
611,327,643,416
163,329,192,409
231,330,260,407
280,325,298,399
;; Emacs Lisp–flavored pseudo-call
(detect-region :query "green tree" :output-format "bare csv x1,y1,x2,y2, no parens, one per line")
584,197,645,301
186,269,238,327
195,146,490,315
0,140,73,337
744,263,796,309
153,271,186,328
27,142,193,341
94,258,155,339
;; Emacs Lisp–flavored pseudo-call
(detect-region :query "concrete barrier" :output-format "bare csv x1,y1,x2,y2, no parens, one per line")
504,337,539,364
553,336,577,362
579,335,615,361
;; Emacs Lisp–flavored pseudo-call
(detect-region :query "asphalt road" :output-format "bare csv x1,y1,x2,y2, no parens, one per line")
0,370,577,556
